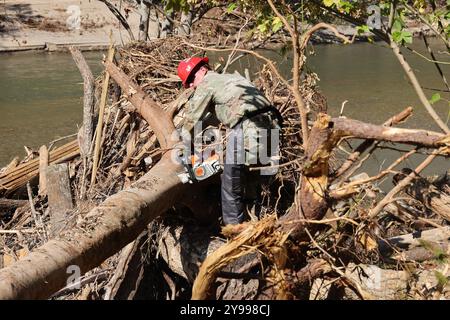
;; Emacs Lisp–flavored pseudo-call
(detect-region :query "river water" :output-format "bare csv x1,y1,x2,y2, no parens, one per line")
0,40,448,187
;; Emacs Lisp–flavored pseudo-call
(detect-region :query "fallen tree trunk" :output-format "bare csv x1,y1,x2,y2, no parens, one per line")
281,113,449,237
0,156,184,299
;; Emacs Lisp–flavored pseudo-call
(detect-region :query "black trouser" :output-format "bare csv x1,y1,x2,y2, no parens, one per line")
221,123,260,225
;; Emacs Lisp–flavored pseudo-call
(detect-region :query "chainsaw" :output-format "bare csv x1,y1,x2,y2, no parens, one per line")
178,153,222,184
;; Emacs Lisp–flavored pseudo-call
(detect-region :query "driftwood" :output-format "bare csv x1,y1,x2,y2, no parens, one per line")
46,164,73,236
38,145,48,196
91,46,115,187
104,232,146,300
393,169,450,222
311,263,449,300
70,47,95,157
158,225,225,283
0,140,79,196
378,226,450,258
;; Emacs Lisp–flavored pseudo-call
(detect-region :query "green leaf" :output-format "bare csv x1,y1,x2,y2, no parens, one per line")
272,17,283,33
392,19,403,32
257,22,268,33
323,0,340,7
402,31,413,44
226,3,237,14
357,25,370,35
430,93,442,104
392,31,403,43
392,30,413,44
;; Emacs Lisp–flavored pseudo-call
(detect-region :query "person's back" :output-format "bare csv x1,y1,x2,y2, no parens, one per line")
189,71,272,129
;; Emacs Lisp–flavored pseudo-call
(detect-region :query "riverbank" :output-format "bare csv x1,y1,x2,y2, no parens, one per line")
0,0,139,52
1,0,439,53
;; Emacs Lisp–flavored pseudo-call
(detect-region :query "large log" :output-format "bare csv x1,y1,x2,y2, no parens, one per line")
0,156,184,299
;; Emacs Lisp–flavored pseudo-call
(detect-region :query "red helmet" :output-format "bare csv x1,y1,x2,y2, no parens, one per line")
177,56,209,88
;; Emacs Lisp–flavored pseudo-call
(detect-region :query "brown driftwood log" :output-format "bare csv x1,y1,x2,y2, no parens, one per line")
38,145,48,196
332,106,413,183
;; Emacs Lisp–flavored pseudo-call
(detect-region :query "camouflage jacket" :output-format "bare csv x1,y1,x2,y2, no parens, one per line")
182,71,273,133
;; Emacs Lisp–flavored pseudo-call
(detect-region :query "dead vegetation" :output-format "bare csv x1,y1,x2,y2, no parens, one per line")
0,34,449,300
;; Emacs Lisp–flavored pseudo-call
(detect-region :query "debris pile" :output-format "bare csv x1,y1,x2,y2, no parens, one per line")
0,37,449,300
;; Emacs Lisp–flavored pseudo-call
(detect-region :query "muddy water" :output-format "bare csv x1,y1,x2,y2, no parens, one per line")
0,50,103,165
0,41,448,189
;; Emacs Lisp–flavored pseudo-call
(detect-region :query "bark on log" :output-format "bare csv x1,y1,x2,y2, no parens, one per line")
280,113,340,237
46,164,73,236
332,117,447,148
332,107,413,182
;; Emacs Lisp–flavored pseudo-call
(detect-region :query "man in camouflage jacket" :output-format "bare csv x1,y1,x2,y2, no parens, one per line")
177,56,280,226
